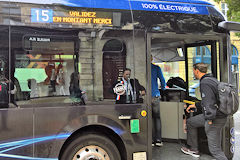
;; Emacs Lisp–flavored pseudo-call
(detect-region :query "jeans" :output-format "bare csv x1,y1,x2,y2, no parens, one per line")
152,97,162,142
187,114,228,160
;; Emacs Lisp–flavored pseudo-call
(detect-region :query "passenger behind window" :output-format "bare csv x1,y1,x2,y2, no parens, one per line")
56,63,66,95
0,75,17,108
10,79,17,107
43,62,67,96
0,71,17,130
0,74,10,130
44,62,57,94
12,77,22,102
0,74,10,108
112,68,145,104
28,79,39,98
69,72,86,105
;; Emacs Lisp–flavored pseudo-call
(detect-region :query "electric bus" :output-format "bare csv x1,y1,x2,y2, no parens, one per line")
0,0,239,159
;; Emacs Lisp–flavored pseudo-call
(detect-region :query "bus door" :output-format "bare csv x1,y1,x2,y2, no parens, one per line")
147,32,236,159
185,41,219,155
218,21,240,159
147,33,189,159
148,33,188,144
185,38,236,159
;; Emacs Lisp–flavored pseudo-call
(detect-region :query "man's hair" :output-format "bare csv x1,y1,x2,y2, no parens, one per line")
123,68,131,73
193,63,208,73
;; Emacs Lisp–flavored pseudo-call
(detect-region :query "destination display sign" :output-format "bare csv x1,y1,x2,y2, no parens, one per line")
31,8,113,25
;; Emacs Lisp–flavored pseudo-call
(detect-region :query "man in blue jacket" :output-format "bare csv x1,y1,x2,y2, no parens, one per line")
181,63,227,160
151,56,166,147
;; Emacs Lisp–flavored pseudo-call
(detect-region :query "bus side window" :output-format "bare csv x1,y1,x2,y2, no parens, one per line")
13,34,77,106
15,54,74,99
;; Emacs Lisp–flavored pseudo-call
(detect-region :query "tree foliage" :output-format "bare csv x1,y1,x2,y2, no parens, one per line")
214,0,240,22
214,0,240,36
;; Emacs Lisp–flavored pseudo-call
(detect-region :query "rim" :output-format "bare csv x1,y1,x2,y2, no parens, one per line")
72,145,110,160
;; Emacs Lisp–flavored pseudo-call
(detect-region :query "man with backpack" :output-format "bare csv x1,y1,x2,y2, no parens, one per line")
181,63,228,160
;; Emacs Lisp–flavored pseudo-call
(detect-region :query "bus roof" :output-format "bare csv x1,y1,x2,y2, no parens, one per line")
1,0,213,15
1,0,213,5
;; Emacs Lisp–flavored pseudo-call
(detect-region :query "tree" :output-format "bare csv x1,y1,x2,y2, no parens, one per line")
214,0,240,22
214,0,240,36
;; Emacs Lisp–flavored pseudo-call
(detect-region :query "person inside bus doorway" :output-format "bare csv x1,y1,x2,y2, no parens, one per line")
181,63,228,160
112,68,145,104
151,55,166,147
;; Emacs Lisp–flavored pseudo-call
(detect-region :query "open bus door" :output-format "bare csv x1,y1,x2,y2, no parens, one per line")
218,21,240,159
147,31,238,159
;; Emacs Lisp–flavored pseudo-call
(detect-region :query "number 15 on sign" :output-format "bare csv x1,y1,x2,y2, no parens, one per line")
31,8,53,23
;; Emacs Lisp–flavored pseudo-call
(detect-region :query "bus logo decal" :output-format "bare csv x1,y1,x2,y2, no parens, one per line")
137,1,209,15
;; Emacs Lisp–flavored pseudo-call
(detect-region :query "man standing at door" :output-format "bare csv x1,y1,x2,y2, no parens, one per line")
181,63,227,159
151,55,166,147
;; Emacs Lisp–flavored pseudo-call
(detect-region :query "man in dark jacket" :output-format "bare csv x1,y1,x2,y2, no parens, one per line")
112,68,145,104
181,63,228,160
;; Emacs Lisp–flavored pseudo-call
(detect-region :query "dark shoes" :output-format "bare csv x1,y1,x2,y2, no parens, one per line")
181,146,200,158
152,140,163,147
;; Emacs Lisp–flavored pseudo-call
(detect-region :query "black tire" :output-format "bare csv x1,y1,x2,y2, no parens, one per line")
60,133,121,160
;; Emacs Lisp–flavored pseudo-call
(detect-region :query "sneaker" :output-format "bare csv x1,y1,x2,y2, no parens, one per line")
181,146,200,158
152,142,155,147
155,140,163,147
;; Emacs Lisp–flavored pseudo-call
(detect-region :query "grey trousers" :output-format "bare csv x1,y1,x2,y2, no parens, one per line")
187,114,228,160
152,97,162,142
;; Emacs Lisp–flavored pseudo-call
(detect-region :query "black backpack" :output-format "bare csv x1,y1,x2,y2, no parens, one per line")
207,77,239,115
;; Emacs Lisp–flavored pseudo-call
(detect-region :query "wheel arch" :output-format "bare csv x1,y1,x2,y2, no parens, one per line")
58,124,127,160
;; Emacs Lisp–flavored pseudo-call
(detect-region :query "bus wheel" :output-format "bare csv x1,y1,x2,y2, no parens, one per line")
61,133,121,160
